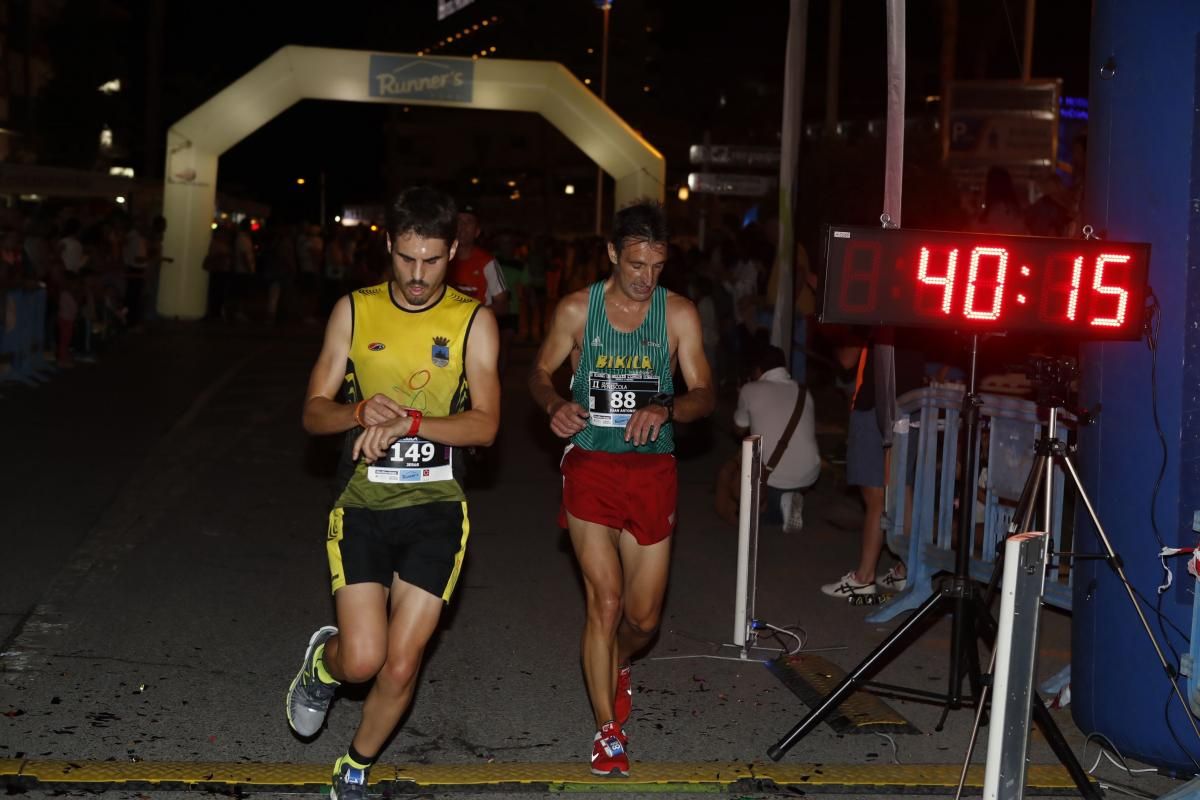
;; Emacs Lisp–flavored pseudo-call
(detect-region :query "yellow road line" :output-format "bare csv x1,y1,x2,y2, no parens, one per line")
1,759,1087,791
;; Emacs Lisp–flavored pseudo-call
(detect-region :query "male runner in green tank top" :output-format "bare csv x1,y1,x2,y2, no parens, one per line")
529,201,714,777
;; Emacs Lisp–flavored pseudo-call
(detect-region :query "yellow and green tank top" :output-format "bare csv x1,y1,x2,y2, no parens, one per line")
570,281,674,454
335,282,481,510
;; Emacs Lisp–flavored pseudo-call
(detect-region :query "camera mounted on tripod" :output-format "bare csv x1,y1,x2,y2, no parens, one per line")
1025,356,1079,413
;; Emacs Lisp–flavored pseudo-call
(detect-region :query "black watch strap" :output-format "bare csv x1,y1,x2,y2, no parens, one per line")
651,393,675,421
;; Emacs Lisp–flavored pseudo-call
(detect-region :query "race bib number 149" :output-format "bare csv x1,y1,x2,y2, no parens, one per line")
367,437,454,484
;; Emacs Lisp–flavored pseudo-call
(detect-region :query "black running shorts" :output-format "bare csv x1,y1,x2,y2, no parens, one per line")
326,502,469,602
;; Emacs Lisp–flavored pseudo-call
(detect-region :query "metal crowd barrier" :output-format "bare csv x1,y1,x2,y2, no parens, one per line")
867,385,1072,624
1,286,53,386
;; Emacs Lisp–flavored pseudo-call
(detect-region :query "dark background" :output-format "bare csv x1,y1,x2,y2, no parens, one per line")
23,0,1092,238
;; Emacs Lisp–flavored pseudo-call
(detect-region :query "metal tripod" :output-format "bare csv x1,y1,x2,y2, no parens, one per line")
766,341,1100,799
957,358,1200,796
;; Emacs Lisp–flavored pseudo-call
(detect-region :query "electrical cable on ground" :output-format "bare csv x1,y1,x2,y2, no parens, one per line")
874,732,901,764
1084,732,1159,776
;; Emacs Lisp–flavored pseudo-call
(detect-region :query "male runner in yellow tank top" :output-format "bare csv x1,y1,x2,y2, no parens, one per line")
529,201,714,776
287,187,500,800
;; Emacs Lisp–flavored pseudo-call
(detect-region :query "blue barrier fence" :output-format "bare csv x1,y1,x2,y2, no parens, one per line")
1,286,54,386
867,385,1073,624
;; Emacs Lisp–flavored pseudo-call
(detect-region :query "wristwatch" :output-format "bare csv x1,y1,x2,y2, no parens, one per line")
649,393,675,422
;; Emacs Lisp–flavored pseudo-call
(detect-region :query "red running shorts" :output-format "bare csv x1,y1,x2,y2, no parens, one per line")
558,445,678,545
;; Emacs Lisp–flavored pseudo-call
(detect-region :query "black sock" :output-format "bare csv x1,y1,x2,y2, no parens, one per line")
333,744,377,778
348,744,377,767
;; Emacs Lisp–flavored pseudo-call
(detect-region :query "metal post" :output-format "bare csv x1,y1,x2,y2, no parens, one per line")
984,532,1048,799
825,0,841,132
883,0,906,226
734,435,762,654
1022,0,1035,81
593,2,611,236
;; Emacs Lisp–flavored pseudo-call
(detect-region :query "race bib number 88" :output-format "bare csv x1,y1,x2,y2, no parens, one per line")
587,373,660,428
366,436,454,484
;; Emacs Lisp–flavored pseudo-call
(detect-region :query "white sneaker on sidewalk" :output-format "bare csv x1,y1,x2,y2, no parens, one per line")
821,571,877,598
873,566,907,592
876,566,907,593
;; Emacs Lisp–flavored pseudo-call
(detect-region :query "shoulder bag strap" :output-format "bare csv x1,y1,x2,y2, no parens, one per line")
764,384,807,474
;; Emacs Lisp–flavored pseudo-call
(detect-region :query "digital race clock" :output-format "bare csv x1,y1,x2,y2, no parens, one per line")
820,225,1151,340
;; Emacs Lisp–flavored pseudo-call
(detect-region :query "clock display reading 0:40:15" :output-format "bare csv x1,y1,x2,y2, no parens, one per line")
820,225,1152,341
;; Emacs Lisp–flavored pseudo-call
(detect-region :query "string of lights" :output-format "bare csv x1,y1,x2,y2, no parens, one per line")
416,15,502,57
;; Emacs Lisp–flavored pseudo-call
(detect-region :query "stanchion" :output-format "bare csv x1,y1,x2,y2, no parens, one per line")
983,532,1049,799
733,435,763,658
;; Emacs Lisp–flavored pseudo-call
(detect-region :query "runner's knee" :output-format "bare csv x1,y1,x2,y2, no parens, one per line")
587,589,624,631
623,607,661,637
337,639,387,683
378,650,423,691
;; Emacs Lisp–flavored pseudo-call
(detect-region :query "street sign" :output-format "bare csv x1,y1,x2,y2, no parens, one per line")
687,172,775,197
944,80,1060,167
689,145,781,168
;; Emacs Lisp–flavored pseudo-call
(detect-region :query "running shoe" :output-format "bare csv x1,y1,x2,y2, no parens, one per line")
614,664,632,727
590,721,629,777
820,571,877,599
330,761,368,800
287,625,340,737
876,566,907,593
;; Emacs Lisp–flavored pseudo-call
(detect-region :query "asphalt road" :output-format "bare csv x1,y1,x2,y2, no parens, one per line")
0,320,1181,799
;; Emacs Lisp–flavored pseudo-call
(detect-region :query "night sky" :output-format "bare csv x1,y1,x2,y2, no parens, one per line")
46,0,1093,216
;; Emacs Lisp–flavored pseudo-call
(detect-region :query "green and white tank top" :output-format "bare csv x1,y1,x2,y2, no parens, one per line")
570,281,674,454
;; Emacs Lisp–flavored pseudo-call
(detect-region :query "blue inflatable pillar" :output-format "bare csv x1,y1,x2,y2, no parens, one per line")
1071,1,1200,773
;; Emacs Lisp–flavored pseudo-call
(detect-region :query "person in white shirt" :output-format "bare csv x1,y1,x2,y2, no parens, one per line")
59,219,87,274
733,345,819,532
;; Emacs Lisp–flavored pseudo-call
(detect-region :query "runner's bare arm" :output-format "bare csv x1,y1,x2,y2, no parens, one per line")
303,296,405,435
667,295,716,423
529,290,590,438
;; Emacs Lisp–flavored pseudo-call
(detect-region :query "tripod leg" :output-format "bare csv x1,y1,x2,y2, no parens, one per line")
956,648,998,800
938,585,986,731
1030,693,1102,800
982,453,1048,608
768,591,948,761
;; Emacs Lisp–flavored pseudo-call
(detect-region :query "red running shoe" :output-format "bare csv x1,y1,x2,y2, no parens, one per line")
614,664,632,727
590,721,629,777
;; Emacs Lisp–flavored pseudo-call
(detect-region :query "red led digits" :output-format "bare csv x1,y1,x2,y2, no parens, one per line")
917,246,958,314
838,239,881,313
1067,256,1084,321
963,247,1008,321
821,226,1147,339
1090,253,1132,328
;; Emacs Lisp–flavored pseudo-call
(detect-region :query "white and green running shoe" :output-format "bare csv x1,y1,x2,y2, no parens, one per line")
286,625,340,737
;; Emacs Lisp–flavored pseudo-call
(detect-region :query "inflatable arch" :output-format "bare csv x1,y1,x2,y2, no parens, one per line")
160,46,665,318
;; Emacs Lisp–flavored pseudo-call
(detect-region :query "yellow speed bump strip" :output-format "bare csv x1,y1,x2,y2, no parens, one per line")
767,654,919,734
1,759,1089,793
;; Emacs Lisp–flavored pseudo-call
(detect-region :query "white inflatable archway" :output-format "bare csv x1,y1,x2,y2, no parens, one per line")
160,46,665,319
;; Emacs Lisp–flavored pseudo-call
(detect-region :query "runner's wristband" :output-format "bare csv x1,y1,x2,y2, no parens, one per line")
354,400,368,428
407,409,423,436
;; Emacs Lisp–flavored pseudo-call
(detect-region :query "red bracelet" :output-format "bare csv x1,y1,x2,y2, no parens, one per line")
407,409,423,436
